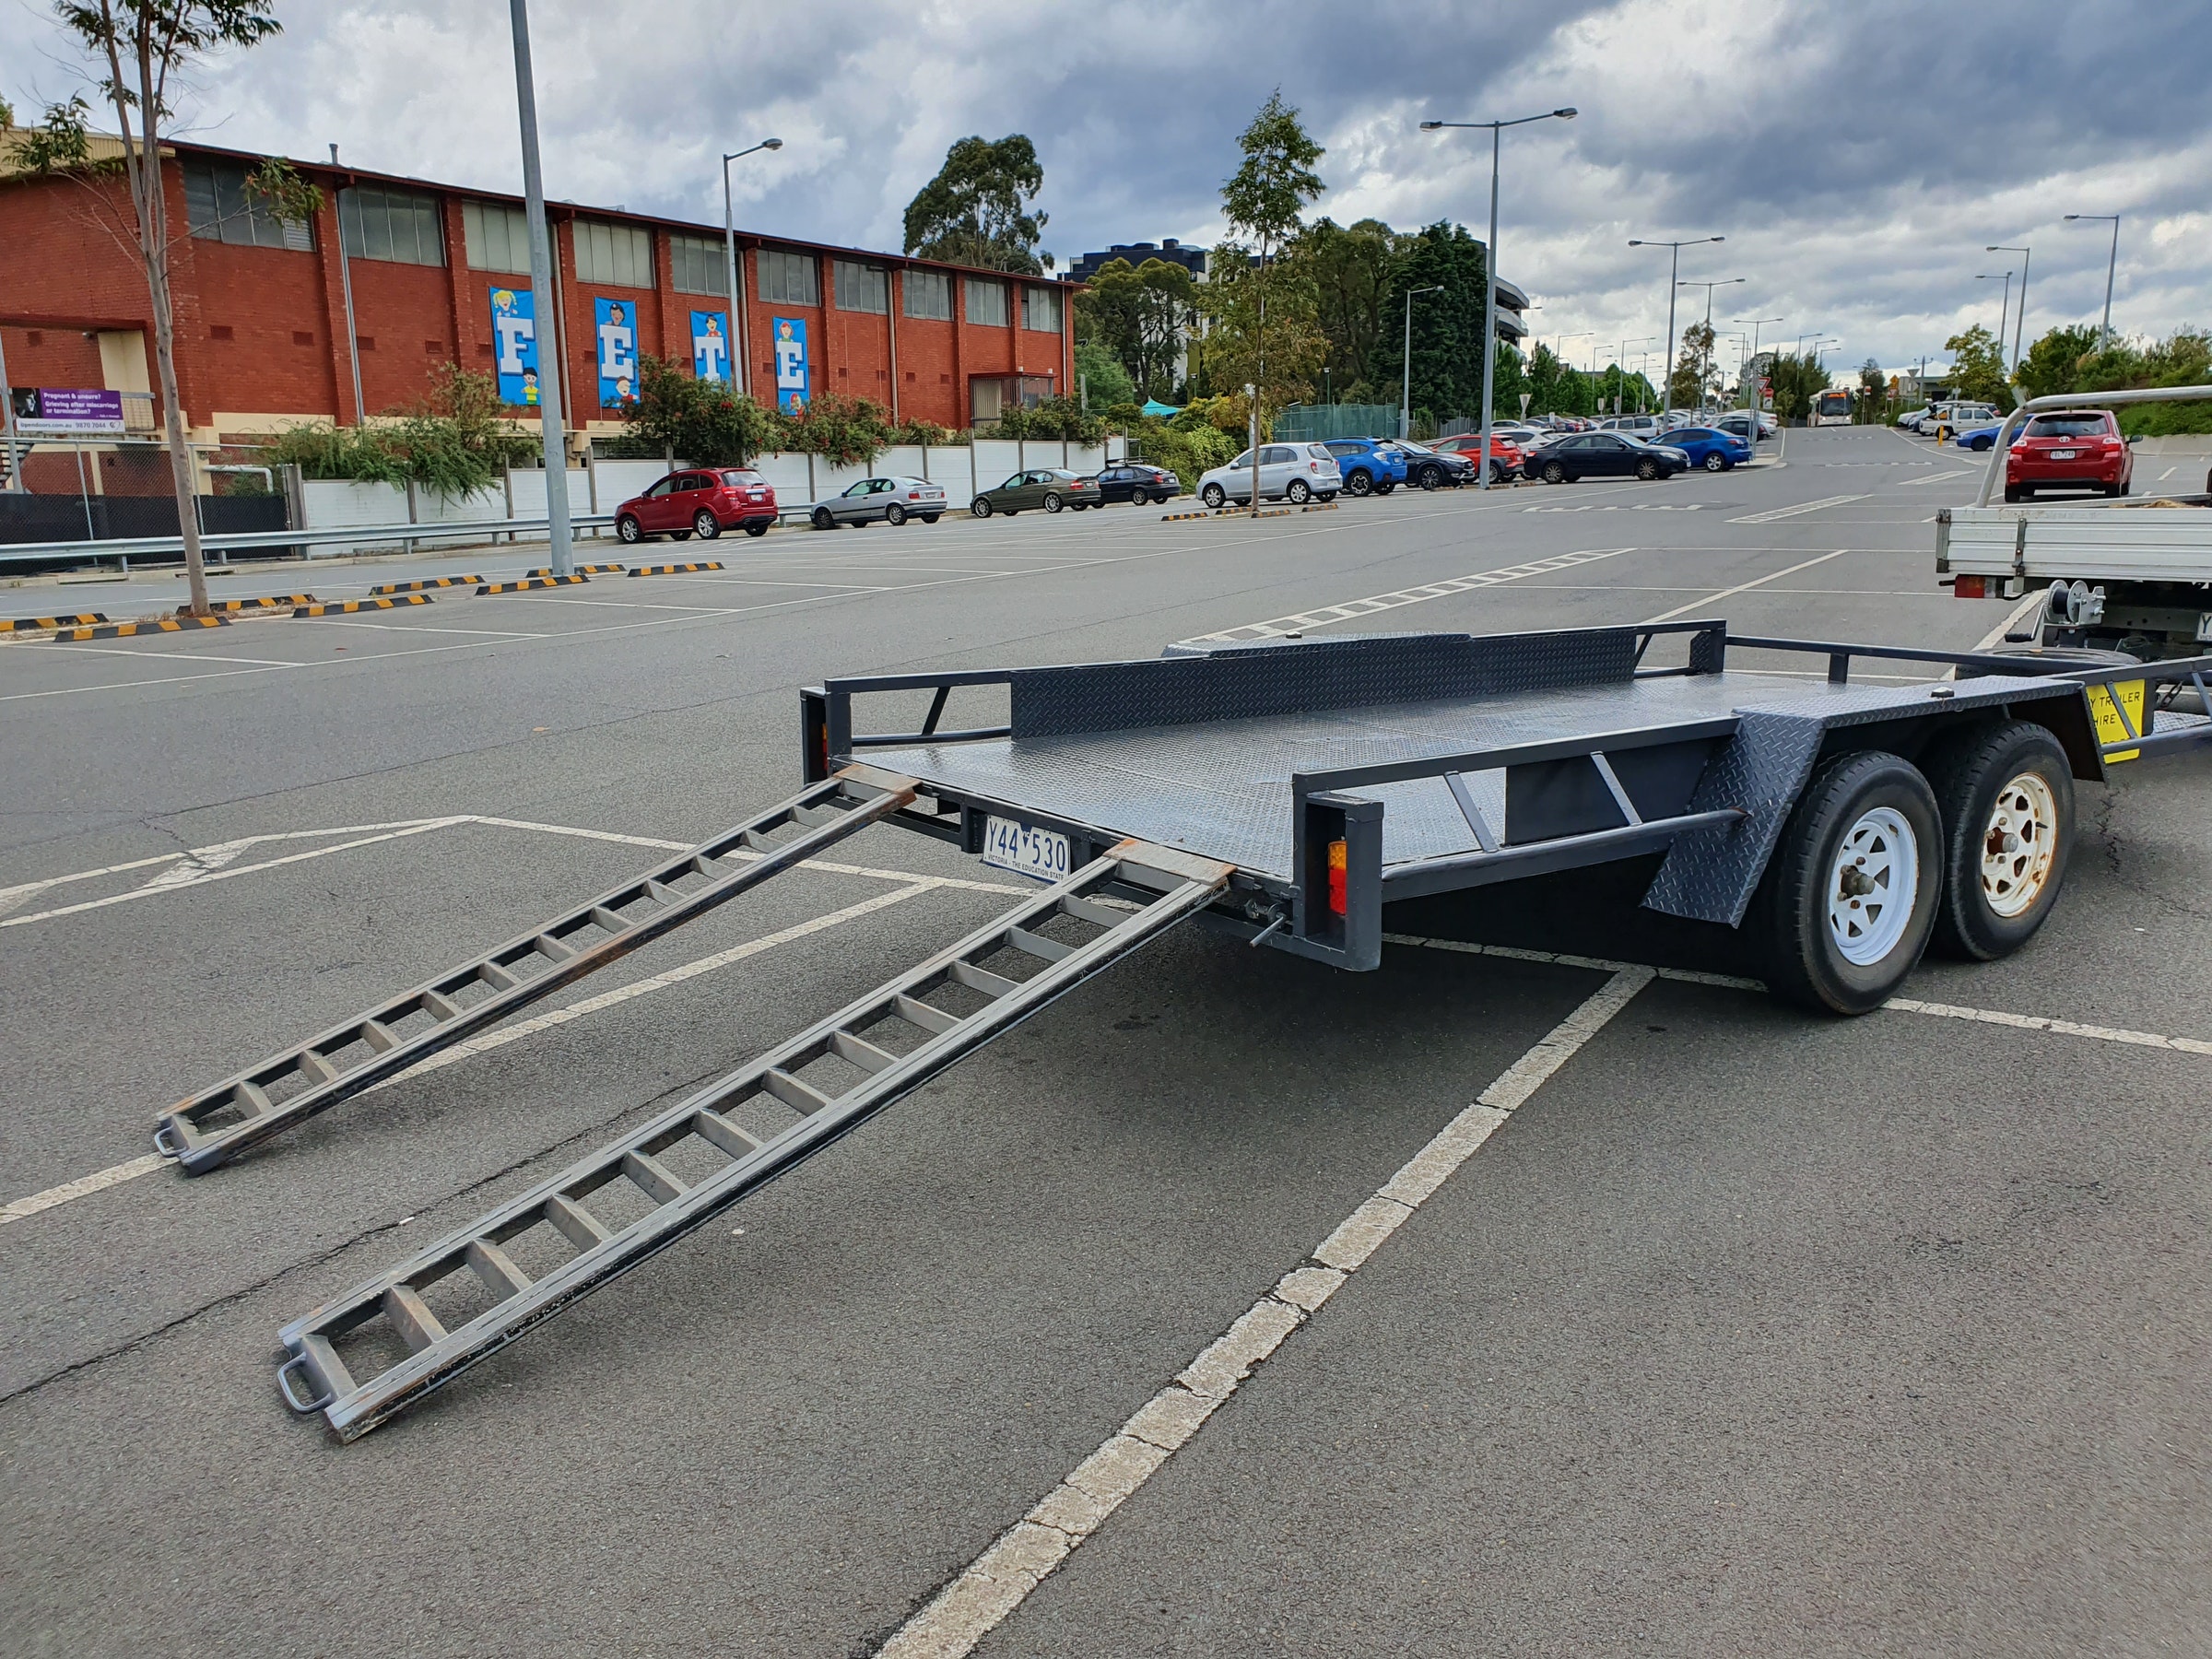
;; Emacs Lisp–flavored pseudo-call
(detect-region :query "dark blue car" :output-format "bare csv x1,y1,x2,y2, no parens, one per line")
1658,426,1753,472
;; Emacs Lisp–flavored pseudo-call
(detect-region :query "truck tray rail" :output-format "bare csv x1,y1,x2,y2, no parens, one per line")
276,839,1231,1441
155,765,919,1173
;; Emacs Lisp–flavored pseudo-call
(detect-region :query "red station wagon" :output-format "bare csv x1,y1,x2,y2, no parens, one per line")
616,468,779,544
2005,410,2135,502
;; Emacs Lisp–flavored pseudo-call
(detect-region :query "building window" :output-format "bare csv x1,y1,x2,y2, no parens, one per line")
574,218,653,288
462,200,532,273
903,268,951,321
670,233,727,297
340,185,445,266
1022,285,1063,333
965,276,1008,328
182,158,313,251
835,260,888,314
757,248,819,306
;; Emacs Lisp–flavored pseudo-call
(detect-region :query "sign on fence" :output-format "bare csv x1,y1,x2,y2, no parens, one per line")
12,388,125,436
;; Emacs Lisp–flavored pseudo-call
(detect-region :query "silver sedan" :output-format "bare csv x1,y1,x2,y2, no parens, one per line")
808,475,948,529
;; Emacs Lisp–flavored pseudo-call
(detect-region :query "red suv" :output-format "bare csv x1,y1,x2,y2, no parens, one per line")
1435,432,1526,480
2005,411,2134,502
616,468,778,543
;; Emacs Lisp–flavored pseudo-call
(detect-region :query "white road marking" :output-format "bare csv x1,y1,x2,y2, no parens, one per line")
1638,549,1849,626
1893,469,1973,486
1727,494,1866,524
1390,933,2212,1053
0,818,472,926
2159,466,2177,480
41,643,315,666
1883,996,2212,1055
1971,588,2047,653
0,883,961,1230
1193,547,1635,642
878,969,1657,1659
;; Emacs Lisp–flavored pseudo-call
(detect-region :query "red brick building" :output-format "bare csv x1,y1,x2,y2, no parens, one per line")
0,133,1075,451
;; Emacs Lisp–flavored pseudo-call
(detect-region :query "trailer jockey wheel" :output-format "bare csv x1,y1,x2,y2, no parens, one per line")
1923,721,2074,961
1761,750,1941,1014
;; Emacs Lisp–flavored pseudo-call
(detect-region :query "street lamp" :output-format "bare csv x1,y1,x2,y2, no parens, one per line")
1729,315,1783,440
1421,105,1578,489
722,137,783,399
1676,276,1745,410
507,0,573,575
1629,234,1724,423
1987,243,2030,372
1614,336,1654,415
2064,214,2121,347
1975,271,2013,373
1399,286,1441,440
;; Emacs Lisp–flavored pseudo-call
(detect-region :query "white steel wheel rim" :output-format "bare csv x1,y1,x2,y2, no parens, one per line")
1981,771,2058,917
1827,805,1919,965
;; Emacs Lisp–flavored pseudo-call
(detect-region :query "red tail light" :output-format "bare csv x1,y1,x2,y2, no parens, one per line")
1953,575,1987,599
1327,839,1347,915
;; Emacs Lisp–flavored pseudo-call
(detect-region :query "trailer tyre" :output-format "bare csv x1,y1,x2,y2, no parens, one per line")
1761,750,1941,1015
1924,721,2074,961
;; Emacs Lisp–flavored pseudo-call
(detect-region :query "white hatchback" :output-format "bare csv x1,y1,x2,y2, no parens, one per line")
1198,442,1343,507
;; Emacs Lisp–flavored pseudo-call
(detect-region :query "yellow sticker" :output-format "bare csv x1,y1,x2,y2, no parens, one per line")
2087,679,2145,762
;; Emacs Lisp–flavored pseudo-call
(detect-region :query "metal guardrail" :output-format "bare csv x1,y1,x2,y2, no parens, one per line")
0,513,617,571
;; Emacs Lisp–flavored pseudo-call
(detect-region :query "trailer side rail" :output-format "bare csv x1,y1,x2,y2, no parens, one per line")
276,839,1233,1441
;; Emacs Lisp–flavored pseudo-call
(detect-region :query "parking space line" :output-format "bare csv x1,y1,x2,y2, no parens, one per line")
42,642,309,666
1638,549,1849,625
1,818,472,927
1195,547,1637,642
0,882,963,1230
879,967,1656,1659
1388,933,2212,1053
1728,495,1866,524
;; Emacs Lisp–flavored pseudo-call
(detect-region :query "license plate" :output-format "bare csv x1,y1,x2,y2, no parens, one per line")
982,816,1071,881
2049,449,2077,460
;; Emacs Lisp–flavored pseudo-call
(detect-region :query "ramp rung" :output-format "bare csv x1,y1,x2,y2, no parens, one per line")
382,1284,446,1354
622,1150,687,1206
276,839,1232,1441
950,960,1021,999
154,767,920,1173
235,1080,274,1118
893,994,960,1036
465,1239,532,1300
829,1030,898,1074
547,1194,612,1252
763,1068,835,1113
694,1109,762,1159
1006,924,1075,964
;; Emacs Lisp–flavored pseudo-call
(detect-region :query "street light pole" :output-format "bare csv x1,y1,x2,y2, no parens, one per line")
1422,106,1576,490
1400,285,1441,441
507,0,572,577
1676,276,1745,411
2065,214,2121,347
1728,315,1783,444
1975,271,2013,373
1987,243,2030,373
722,138,783,401
1629,234,1724,424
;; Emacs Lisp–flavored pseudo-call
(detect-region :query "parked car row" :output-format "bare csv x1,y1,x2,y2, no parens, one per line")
609,409,1768,543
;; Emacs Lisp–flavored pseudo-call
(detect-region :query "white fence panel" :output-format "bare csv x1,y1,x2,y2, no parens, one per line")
298,479,409,558
590,459,671,506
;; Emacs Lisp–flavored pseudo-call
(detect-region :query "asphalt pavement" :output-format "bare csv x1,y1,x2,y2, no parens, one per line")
4,426,2207,1657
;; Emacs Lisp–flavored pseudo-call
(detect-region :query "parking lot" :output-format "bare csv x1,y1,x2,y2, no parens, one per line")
6,424,2209,1656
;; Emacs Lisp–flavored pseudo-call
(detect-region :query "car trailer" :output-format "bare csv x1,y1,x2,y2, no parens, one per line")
148,622,2210,1441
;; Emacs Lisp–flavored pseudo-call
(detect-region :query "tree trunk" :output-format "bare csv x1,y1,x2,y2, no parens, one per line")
115,13,210,617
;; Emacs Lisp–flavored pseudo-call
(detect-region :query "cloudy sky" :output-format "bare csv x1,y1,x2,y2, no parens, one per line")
8,0,2207,379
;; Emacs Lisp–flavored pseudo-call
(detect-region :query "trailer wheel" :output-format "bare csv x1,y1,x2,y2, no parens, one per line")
1761,750,1941,1015
1924,721,2074,961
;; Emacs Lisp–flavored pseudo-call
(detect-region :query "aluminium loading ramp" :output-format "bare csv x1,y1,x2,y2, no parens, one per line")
277,840,1230,1441
155,766,921,1174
